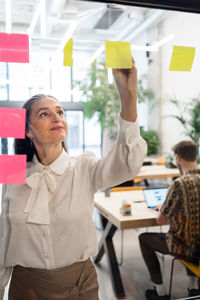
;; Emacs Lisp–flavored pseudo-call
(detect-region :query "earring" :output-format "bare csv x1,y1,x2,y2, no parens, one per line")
29,137,33,147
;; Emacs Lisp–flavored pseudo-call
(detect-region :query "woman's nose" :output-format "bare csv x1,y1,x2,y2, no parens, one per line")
51,113,60,122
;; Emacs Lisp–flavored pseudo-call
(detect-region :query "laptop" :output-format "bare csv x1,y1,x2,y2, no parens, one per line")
143,187,168,209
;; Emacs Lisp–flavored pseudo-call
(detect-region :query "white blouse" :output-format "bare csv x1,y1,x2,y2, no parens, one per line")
0,117,147,297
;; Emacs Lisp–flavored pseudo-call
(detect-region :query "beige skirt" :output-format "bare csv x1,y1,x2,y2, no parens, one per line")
9,258,99,300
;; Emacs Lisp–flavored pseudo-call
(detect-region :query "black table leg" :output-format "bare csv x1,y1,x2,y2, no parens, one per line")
94,215,108,263
94,214,126,298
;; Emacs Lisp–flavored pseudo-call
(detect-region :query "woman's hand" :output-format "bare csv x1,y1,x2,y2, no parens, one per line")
112,59,137,122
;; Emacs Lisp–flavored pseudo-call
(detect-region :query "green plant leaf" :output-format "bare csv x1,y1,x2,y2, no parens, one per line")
75,60,155,141
140,130,159,155
169,97,200,144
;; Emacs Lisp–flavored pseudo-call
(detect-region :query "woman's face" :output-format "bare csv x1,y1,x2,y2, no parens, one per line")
27,97,68,146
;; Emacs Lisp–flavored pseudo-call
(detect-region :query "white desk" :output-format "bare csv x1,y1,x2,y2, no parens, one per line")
94,190,163,298
135,165,180,180
94,190,158,230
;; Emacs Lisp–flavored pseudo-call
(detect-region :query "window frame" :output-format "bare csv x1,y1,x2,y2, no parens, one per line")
85,0,200,14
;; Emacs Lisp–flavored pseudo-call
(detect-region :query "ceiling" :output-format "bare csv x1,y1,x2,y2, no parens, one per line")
0,0,167,60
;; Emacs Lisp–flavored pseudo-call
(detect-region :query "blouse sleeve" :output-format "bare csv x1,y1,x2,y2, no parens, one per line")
0,185,12,299
83,116,147,192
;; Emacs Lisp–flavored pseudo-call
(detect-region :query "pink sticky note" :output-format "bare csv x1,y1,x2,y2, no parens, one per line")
0,155,26,184
0,33,29,63
0,108,26,138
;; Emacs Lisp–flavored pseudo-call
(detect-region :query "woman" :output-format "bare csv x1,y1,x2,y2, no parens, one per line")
0,62,147,299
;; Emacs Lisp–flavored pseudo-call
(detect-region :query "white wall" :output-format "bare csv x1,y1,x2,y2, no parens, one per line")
148,11,200,155
134,31,150,131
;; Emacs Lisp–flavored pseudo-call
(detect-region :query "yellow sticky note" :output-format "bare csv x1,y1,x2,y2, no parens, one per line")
105,41,132,69
63,38,73,66
169,46,195,71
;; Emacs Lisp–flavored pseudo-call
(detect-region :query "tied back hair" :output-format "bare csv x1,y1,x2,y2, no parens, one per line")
15,94,67,162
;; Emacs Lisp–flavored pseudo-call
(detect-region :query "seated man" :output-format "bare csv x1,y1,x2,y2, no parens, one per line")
139,140,200,300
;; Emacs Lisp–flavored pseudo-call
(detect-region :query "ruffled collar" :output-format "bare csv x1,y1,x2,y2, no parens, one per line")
24,149,70,225
30,149,70,176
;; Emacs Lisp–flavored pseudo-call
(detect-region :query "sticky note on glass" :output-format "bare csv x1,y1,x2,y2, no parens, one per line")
169,46,195,71
0,155,26,184
0,33,29,63
105,41,132,69
0,108,26,138
63,38,73,66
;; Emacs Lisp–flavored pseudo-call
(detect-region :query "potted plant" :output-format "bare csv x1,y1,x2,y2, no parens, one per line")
165,153,177,168
169,98,200,147
140,129,159,155
75,60,155,143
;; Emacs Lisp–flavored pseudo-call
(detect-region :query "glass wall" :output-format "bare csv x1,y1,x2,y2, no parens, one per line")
1,1,200,156
1,1,200,299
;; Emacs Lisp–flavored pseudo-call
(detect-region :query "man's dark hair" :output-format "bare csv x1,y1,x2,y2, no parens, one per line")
172,140,197,162
15,94,67,162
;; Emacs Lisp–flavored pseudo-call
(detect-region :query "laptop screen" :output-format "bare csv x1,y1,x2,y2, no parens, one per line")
143,187,168,208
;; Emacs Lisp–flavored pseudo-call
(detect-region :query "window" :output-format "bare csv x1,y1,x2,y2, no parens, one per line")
0,63,8,101
65,111,101,156
65,111,83,155
0,111,101,158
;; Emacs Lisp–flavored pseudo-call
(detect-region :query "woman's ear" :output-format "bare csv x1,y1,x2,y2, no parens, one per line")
26,129,33,139
26,123,35,139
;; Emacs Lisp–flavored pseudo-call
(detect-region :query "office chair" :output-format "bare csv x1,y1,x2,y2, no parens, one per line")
169,257,200,300
111,186,146,192
111,186,146,265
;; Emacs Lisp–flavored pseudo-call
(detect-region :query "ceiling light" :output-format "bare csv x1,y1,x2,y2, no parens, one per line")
49,21,78,68
27,0,47,38
27,2,41,36
152,33,175,48
131,45,157,52
5,0,11,33
86,45,105,66
86,43,157,66
57,22,78,53
40,0,46,38
86,33,174,66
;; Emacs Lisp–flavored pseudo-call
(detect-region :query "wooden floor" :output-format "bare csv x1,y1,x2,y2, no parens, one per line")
95,225,197,300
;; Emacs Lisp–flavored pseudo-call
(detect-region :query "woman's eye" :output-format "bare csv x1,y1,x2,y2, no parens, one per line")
40,112,48,117
58,110,64,116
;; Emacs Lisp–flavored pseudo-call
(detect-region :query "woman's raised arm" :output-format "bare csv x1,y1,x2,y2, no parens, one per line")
112,59,137,122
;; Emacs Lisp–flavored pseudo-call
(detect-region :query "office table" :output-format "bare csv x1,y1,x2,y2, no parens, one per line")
135,165,180,181
94,190,161,299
